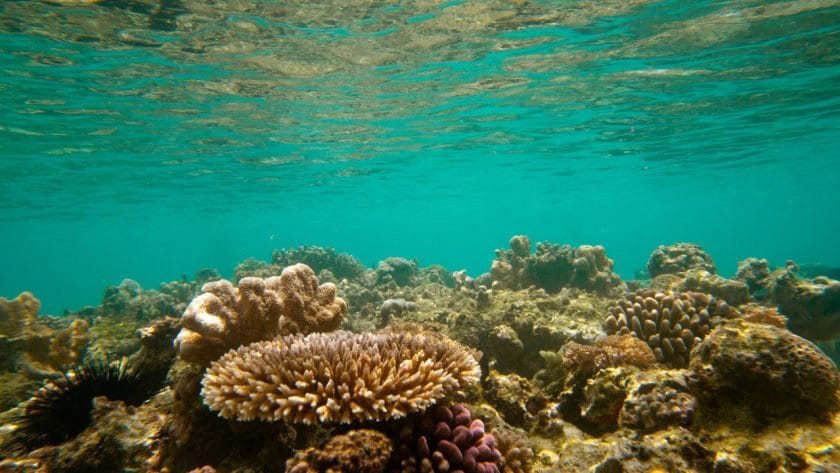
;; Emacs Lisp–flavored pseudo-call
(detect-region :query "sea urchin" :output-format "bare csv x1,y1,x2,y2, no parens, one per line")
10,357,163,450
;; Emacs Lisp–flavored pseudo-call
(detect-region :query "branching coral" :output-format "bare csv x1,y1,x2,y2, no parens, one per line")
540,335,654,384
174,263,347,364
604,290,737,367
201,331,480,424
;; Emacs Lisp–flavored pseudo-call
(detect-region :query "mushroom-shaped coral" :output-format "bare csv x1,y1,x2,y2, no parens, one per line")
201,331,480,424
392,404,503,473
604,290,737,367
285,429,392,473
174,264,347,364
646,243,716,277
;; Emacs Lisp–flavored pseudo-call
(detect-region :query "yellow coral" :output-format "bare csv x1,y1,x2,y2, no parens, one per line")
201,331,480,424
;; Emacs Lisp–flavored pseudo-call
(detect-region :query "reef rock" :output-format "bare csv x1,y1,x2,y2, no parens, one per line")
765,263,840,341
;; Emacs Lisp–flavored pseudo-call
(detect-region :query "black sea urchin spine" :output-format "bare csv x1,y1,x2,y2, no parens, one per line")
8,357,164,451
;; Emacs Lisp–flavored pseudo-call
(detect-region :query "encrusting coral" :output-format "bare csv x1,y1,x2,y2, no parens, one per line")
201,330,480,424
391,404,503,473
603,289,737,367
285,429,392,473
540,335,655,387
174,263,347,364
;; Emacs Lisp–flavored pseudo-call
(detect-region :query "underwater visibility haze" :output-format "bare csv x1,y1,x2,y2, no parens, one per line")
0,0,838,313
1,1,840,472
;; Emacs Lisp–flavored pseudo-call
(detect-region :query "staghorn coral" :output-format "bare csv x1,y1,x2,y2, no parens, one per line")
689,320,840,420
174,263,347,364
201,331,480,424
603,289,737,367
285,429,392,473
490,236,623,295
391,404,503,473
646,243,716,277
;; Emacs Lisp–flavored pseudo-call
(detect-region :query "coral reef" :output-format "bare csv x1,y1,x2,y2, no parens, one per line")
671,269,750,306
690,320,840,421
201,330,480,424
734,257,771,294
490,236,623,295
482,370,548,428
377,257,419,287
285,429,392,473
174,263,347,364
619,379,696,433
603,289,737,367
765,263,840,341
646,243,716,277
391,404,503,473
235,246,367,282
539,335,655,390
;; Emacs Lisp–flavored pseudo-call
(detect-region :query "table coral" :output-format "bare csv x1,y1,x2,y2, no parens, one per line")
285,429,392,473
174,263,347,364
201,330,480,424
604,289,737,367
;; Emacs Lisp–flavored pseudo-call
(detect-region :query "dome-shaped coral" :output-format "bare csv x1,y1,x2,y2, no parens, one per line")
646,243,716,277
201,331,480,424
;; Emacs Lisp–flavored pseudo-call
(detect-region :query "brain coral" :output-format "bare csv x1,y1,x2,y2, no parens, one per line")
604,290,737,367
689,320,840,419
392,404,503,473
646,243,716,277
174,263,347,364
285,429,392,473
201,331,480,424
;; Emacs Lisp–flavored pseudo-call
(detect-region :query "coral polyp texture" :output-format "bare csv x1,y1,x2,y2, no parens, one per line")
689,320,840,419
392,404,503,473
174,263,347,364
490,235,623,295
604,290,737,367
201,331,480,424
285,429,392,473
646,243,716,277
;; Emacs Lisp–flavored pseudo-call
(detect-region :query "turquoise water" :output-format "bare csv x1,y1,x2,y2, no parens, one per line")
1,0,838,314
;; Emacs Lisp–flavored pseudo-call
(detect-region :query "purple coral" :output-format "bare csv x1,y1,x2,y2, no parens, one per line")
394,404,503,473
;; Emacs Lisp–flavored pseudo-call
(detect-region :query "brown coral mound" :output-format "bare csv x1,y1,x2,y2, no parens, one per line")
690,320,840,419
286,429,392,473
604,290,737,367
646,243,716,277
0,292,41,337
201,331,480,424
175,263,347,364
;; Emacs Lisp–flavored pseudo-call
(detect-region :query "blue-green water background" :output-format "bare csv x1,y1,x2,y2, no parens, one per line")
1,0,838,314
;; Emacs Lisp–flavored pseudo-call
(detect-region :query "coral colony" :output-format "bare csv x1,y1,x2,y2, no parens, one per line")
1,238,839,472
